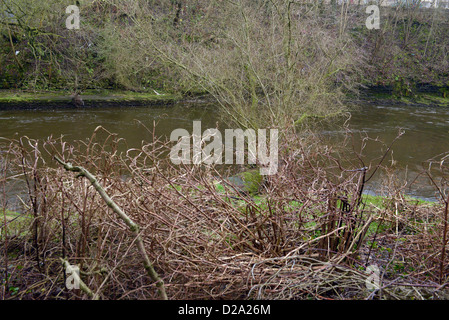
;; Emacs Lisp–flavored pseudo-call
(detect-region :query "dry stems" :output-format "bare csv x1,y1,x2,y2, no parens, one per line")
0,126,448,299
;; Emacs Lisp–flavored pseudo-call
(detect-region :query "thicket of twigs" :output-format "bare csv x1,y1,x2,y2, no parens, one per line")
2,1,448,127
1,124,448,300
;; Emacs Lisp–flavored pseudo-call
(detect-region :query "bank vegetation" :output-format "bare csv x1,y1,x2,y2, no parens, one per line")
1,0,449,127
1,0,449,300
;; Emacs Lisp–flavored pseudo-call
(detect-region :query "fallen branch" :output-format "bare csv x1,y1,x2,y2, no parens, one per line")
61,258,97,299
54,156,168,300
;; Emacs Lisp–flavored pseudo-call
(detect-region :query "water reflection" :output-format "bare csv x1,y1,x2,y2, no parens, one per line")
325,103,449,200
1,101,448,200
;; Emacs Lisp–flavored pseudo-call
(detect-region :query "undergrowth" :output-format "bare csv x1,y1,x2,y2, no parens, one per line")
0,125,448,300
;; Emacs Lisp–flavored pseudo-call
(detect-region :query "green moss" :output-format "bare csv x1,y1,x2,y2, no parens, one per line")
362,194,387,209
237,169,264,195
396,93,449,107
362,193,435,212
0,90,55,102
214,181,226,193
86,89,180,101
0,209,32,239
365,90,449,107
403,195,435,205
0,89,180,104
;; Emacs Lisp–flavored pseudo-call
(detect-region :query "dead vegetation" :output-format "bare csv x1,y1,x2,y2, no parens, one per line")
1,124,448,300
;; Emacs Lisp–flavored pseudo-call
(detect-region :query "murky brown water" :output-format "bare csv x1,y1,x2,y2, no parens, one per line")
324,104,449,201
1,101,448,200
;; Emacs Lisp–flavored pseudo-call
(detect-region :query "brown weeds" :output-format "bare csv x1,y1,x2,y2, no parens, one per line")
0,126,448,300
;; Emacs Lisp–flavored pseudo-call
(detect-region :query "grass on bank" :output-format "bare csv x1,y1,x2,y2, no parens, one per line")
361,91,449,107
0,89,180,104
397,93,449,107
214,179,435,213
0,209,32,239
2,89,448,109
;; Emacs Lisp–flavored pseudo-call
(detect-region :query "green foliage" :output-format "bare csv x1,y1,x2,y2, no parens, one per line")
237,170,264,196
0,209,32,239
0,0,448,117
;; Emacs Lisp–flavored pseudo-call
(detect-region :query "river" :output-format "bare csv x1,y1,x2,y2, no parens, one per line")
0,101,448,201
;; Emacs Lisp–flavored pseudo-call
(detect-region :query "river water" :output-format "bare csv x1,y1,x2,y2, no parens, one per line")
0,101,448,201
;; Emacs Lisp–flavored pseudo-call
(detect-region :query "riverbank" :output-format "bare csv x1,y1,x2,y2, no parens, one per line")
349,86,449,108
0,89,188,110
1,132,447,299
1,87,449,111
